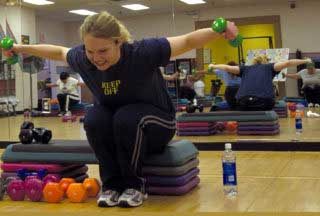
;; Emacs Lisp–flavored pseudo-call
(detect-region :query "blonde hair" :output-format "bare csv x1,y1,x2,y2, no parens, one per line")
253,55,269,65
80,11,131,42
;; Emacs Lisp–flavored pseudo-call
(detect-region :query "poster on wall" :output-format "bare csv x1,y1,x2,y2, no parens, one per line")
246,48,290,81
21,35,30,44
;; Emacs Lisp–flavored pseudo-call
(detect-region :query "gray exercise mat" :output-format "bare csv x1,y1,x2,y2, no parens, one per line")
2,140,198,167
11,140,94,153
142,158,199,176
238,120,279,126
177,111,278,122
238,124,280,131
237,129,280,135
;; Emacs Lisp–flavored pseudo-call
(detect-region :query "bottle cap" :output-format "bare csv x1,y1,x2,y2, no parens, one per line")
225,143,232,149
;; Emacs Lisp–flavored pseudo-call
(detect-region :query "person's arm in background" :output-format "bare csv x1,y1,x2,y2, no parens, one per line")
162,71,179,81
189,70,206,82
167,22,238,58
274,59,311,71
77,82,86,87
285,73,302,80
9,44,70,62
46,83,58,88
208,63,240,75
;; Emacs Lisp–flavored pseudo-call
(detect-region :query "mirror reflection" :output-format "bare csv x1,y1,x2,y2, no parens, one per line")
0,0,319,145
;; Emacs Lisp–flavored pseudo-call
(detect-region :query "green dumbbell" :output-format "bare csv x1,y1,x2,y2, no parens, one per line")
212,17,243,47
0,37,18,65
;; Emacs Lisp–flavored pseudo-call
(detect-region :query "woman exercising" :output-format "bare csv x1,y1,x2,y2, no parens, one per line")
209,55,311,110
5,11,239,207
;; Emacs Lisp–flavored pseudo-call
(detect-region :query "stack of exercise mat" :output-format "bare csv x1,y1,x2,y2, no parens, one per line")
143,140,200,195
176,110,280,136
283,97,308,107
272,100,288,118
176,121,225,136
70,103,92,116
172,98,189,112
1,140,200,196
196,95,215,107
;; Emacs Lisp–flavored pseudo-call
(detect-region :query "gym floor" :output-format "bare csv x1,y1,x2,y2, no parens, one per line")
0,114,320,215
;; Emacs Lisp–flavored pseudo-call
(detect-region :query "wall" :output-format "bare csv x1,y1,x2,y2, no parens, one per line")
3,6,37,111
35,17,83,100
35,1,320,98
203,24,275,94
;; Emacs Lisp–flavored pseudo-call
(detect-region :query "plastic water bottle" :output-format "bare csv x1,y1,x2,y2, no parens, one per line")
295,109,303,136
222,143,237,197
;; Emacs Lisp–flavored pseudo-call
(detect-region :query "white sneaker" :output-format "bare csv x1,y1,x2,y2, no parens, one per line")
58,111,65,117
118,188,148,207
97,190,120,207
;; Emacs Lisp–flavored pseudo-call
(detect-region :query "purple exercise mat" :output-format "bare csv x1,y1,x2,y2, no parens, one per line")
147,176,200,195
177,127,216,132
1,172,89,183
1,165,88,179
176,122,214,127
0,163,82,173
146,168,200,186
238,120,278,126
237,129,280,135
176,130,217,136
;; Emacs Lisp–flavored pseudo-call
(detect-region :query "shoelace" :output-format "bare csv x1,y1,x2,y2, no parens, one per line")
123,189,137,196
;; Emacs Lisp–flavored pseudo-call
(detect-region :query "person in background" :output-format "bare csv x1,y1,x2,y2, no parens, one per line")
46,72,84,116
285,61,320,105
214,61,241,109
162,69,206,101
209,55,312,110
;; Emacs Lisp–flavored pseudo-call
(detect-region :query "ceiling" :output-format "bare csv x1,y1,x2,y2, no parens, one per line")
0,0,311,21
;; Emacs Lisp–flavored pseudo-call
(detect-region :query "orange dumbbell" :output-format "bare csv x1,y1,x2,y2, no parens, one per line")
66,178,100,203
43,182,64,203
59,178,76,193
43,178,76,203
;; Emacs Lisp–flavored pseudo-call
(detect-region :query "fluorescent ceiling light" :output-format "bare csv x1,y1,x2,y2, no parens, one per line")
179,0,206,5
122,4,149,11
23,0,54,5
69,9,97,16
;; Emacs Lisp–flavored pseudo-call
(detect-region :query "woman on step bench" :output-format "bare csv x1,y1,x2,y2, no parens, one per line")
5,12,239,207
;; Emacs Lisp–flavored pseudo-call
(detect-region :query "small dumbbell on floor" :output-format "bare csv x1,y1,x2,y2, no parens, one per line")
186,99,204,113
43,178,100,203
186,104,204,113
66,178,101,203
62,115,77,122
6,169,60,201
19,121,52,144
43,178,76,203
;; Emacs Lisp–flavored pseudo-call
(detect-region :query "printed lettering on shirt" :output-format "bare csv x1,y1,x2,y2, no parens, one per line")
102,80,121,95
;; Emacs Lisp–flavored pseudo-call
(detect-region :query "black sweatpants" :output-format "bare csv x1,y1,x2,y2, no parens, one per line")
83,103,176,192
303,86,320,104
224,86,239,110
57,93,79,112
179,86,196,101
237,95,275,111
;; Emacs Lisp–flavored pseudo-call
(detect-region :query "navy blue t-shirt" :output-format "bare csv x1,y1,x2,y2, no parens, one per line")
66,38,175,116
236,63,278,99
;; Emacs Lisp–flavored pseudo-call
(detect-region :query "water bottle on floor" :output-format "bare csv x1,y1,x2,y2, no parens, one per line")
222,143,237,197
295,109,303,139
